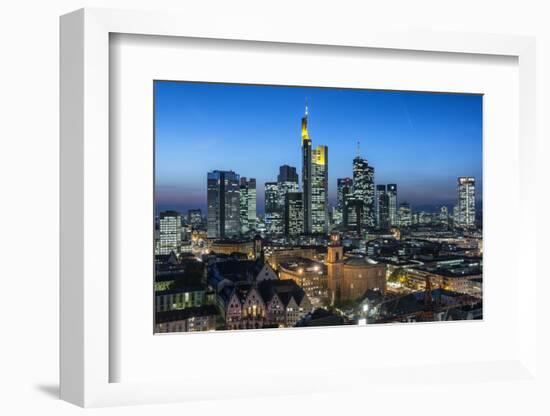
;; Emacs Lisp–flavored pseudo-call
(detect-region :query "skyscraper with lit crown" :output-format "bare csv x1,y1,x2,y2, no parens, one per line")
301,104,312,234
301,103,328,235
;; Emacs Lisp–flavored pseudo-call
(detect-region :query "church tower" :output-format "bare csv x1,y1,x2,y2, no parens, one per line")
326,232,344,304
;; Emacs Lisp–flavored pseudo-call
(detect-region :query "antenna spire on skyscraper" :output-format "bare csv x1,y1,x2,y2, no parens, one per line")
301,99,310,142
357,140,361,157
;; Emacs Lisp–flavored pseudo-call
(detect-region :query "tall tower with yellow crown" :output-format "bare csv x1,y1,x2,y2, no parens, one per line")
301,104,312,234
301,103,329,235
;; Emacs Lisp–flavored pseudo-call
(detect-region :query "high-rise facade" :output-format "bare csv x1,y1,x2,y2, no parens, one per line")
376,185,390,230
439,205,449,227
337,178,353,213
264,165,299,236
453,204,459,226
247,178,257,231
278,173,299,235
335,178,353,226
187,209,202,229
284,192,304,236
387,184,398,226
159,210,182,255
311,145,328,234
398,202,412,227
300,104,329,235
457,177,476,228
207,170,241,239
278,164,299,215
239,177,257,234
301,105,313,234
239,179,249,234
343,195,363,233
277,165,298,183
352,155,375,229
264,182,284,235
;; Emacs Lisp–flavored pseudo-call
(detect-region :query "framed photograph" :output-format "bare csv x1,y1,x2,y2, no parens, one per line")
60,7,538,408
153,80,483,334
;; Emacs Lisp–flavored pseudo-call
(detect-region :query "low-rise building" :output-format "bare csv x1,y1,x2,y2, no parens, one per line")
264,246,321,270
155,285,207,312
278,257,328,305
401,257,482,297
155,305,218,333
208,239,255,258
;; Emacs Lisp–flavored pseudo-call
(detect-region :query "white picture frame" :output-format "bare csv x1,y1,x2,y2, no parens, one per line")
60,7,538,408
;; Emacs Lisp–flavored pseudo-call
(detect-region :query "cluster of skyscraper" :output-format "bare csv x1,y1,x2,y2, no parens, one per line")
262,106,330,236
206,171,256,238
204,104,477,240
261,105,398,236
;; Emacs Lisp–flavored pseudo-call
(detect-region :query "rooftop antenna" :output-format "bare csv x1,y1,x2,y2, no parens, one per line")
356,140,361,157
305,97,308,117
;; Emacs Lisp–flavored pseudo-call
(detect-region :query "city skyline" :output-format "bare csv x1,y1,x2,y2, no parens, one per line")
154,81,483,333
155,81,483,215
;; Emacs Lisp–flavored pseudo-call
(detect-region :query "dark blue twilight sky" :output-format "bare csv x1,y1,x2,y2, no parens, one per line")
155,81,482,215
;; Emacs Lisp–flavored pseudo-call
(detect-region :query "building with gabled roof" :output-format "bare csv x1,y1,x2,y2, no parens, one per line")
208,259,277,293
258,279,313,327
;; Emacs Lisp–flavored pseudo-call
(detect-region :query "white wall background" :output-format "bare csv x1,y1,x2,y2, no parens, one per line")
0,0,548,414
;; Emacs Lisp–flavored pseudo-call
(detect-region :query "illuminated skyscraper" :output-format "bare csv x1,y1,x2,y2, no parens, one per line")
387,184,398,226
239,177,257,234
300,104,328,235
453,204,459,226
247,178,257,231
457,177,476,228
278,165,298,183
278,170,299,235
352,147,375,229
285,192,304,236
343,195,363,233
301,104,312,234
277,165,299,214
337,178,353,212
207,170,241,238
159,210,182,255
187,209,202,229
311,145,328,234
265,182,284,235
439,205,449,227
398,202,412,227
376,184,390,230
335,178,353,226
